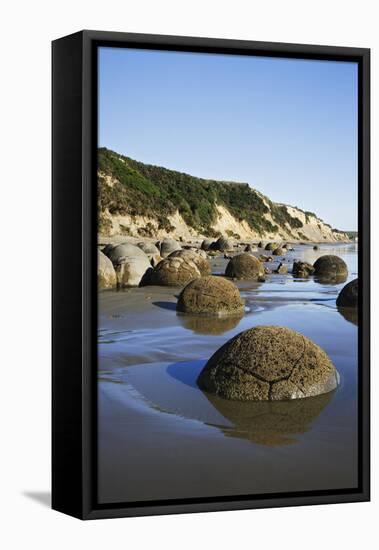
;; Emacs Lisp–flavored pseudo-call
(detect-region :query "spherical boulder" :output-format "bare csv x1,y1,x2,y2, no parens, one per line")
137,242,162,266
201,238,214,251
212,235,234,252
265,242,278,251
168,249,211,276
292,261,315,278
107,243,147,265
225,253,264,280
177,276,245,316
313,255,348,282
106,243,152,287
148,256,201,286
336,278,358,308
160,238,181,258
98,250,117,289
197,326,339,401
273,247,285,256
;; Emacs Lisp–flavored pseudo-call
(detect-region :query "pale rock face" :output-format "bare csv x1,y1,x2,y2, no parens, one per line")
98,250,117,289
106,243,152,287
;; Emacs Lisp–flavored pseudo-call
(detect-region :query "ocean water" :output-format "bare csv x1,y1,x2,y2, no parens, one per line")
97,243,358,503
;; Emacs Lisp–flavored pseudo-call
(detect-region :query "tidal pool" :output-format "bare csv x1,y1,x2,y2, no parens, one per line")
98,243,358,503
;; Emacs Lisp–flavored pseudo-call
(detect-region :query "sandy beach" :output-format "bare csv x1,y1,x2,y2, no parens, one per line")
97,242,358,504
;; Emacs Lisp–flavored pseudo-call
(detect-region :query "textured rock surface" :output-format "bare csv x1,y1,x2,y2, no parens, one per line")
148,256,201,286
336,278,358,308
275,262,288,274
177,276,245,315
98,250,117,289
137,242,162,266
197,326,339,401
106,243,152,287
169,249,211,276
292,261,315,278
313,255,348,280
160,238,181,258
225,253,264,280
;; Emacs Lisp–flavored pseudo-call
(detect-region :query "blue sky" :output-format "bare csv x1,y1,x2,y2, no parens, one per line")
99,47,358,231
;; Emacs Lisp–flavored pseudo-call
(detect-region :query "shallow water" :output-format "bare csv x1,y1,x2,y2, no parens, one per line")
98,243,358,503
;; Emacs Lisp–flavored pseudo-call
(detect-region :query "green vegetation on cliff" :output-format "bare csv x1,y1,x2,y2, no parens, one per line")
98,148,308,236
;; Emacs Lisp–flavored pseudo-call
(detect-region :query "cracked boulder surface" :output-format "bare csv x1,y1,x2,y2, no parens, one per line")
168,249,211,276
292,261,315,278
225,253,265,280
197,326,339,401
147,256,201,286
177,276,245,316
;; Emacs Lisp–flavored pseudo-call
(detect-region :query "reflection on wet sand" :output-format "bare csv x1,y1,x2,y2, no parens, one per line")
177,313,243,335
337,306,358,326
314,273,348,285
203,390,334,446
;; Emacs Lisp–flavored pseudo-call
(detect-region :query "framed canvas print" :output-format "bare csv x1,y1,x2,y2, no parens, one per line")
52,30,370,519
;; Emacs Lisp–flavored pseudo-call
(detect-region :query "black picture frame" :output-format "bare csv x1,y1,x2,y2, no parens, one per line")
52,30,370,520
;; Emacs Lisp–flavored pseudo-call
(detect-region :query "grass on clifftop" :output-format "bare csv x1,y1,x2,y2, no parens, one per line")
98,147,302,236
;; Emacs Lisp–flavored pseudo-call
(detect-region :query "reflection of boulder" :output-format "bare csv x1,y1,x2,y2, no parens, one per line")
178,312,243,335
203,390,334,446
337,306,358,326
314,273,348,285
197,326,339,401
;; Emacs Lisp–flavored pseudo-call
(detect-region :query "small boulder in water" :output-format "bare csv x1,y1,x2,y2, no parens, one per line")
292,261,315,278
177,276,245,316
225,253,264,280
273,247,285,256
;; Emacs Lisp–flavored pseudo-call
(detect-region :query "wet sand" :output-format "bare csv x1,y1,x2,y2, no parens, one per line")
98,243,358,503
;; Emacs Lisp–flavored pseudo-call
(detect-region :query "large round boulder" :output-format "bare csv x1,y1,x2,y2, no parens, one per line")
313,255,348,283
212,235,234,252
137,242,162,266
148,256,201,286
160,238,181,258
197,326,339,401
201,238,214,251
225,253,264,280
336,278,358,308
265,242,278,251
106,243,152,287
98,250,117,289
177,276,245,316
273,247,285,256
169,249,211,276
